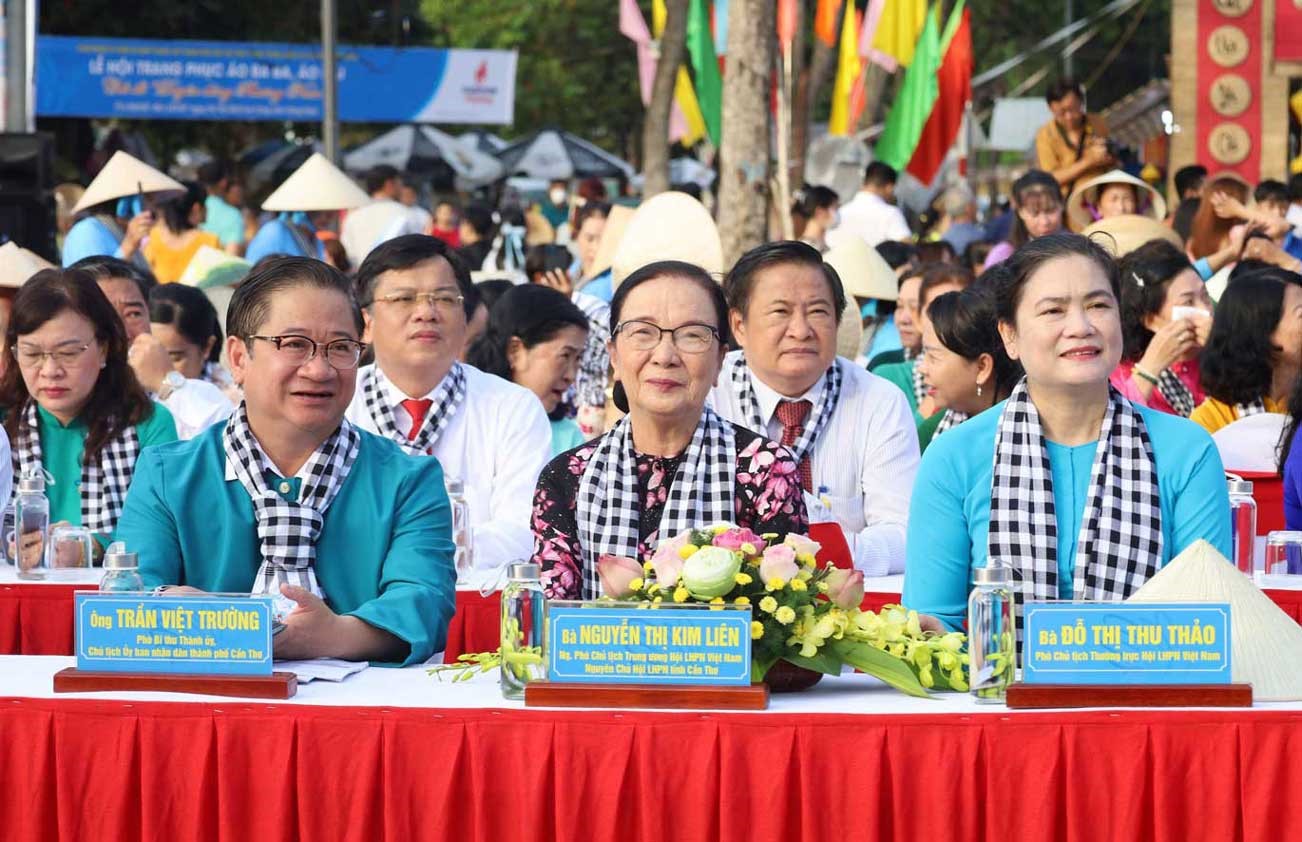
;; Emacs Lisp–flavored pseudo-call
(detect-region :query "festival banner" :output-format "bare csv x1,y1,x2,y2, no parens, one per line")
35,35,516,124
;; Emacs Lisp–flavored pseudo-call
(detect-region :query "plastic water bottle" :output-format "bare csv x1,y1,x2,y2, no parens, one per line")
99,542,145,592
968,564,1016,703
1227,478,1257,575
446,476,474,580
12,470,49,580
500,562,546,700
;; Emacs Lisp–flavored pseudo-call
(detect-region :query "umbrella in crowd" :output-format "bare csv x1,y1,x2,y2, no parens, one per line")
238,139,322,195
344,125,503,190
495,128,634,181
457,129,509,155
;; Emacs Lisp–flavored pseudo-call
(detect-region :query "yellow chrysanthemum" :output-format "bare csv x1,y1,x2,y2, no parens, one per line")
798,552,817,568
775,606,796,625
734,572,753,586
790,578,807,592
740,542,757,556
710,596,725,605
678,545,699,559
712,525,730,535
643,561,655,573
646,583,661,595
628,577,644,591
673,586,690,603
766,577,786,592
759,596,778,614
734,596,751,606
751,621,765,640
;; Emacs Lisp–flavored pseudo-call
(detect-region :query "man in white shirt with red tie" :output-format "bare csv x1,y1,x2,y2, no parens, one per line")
710,241,919,576
346,235,550,580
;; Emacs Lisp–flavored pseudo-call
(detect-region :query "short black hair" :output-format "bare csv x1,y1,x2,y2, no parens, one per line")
475,278,512,313
928,285,1023,399
149,283,224,363
863,161,898,188
1172,198,1201,242
1117,239,1195,362
724,240,847,323
364,165,400,195
1045,78,1084,104
197,159,230,187
875,241,915,271
918,263,974,309
1174,165,1208,197
70,255,157,301
612,260,730,344
465,284,589,406
1201,268,1301,405
460,201,495,238
1255,179,1290,206
792,184,840,218
994,232,1119,325
227,256,363,340
157,180,207,234
355,234,476,320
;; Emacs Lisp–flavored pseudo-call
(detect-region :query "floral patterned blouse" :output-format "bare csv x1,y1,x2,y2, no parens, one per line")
531,423,809,600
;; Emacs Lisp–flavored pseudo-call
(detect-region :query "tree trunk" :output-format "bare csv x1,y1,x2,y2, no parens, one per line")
717,0,777,266
787,0,809,188
793,7,839,186
856,63,892,132
641,0,690,199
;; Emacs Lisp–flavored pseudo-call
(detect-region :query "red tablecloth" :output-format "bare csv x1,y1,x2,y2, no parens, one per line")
444,590,501,660
2,694,1300,842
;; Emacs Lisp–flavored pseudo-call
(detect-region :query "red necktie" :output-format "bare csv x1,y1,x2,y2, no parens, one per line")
775,399,813,492
400,398,434,441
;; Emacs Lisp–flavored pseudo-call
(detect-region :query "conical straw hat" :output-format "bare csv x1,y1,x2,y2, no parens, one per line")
0,241,53,288
1066,169,1167,231
824,237,898,302
584,203,634,282
1127,539,1302,701
72,151,185,214
1082,214,1183,258
836,305,864,360
612,191,723,288
179,245,251,289
261,153,370,212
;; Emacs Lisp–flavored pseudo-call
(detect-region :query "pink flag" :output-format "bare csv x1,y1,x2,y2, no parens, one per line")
620,0,690,140
857,0,898,72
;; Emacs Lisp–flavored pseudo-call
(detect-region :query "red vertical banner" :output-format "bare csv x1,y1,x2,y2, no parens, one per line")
1274,1,1302,63
1195,0,1262,180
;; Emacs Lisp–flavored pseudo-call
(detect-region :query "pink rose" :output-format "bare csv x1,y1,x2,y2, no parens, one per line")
713,527,767,554
759,544,799,584
784,533,823,559
597,554,642,598
824,567,865,610
649,531,691,586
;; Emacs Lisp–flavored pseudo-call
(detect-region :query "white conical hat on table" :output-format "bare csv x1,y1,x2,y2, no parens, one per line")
0,241,54,288
611,192,724,288
1066,169,1167,231
261,153,370,212
72,151,185,214
1127,539,1302,701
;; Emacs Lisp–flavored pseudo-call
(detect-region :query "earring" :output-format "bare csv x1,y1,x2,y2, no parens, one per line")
976,382,983,397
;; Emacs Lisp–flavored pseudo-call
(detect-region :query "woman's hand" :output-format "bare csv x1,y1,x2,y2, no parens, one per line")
1139,318,1200,375
917,613,948,634
535,268,574,297
120,210,154,259
11,528,44,571
127,334,174,394
1209,191,1247,221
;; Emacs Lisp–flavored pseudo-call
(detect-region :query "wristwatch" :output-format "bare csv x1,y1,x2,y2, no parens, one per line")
157,370,187,400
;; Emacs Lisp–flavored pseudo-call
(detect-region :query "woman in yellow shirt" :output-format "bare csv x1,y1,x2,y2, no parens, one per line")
1191,268,1302,434
142,181,219,284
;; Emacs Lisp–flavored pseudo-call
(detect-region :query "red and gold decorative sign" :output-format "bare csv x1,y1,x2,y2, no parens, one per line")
1274,0,1302,63
1197,0,1261,179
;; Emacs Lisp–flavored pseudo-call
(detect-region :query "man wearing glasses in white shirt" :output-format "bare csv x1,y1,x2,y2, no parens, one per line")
345,235,551,582
711,241,919,576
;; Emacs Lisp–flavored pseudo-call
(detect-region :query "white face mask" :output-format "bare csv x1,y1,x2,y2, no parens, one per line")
829,210,841,230
549,188,567,206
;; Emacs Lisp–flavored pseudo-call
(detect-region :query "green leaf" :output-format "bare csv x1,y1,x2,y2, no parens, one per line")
751,650,781,682
829,638,934,699
781,647,843,677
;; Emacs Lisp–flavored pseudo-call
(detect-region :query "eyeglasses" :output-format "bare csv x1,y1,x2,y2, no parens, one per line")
246,335,365,369
614,320,719,354
369,291,465,315
14,342,93,369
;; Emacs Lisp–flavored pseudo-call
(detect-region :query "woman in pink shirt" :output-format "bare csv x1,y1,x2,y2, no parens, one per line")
1111,239,1214,416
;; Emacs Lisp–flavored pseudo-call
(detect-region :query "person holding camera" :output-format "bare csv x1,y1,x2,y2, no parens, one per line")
1035,78,1116,194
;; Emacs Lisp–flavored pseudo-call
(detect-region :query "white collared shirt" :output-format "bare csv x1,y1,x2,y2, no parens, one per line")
345,363,551,579
710,355,920,576
824,190,911,250
160,378,235,440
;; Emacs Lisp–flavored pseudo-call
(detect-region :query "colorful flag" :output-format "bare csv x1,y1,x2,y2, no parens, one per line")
686,0,723,146
907,2,972,185
874,2,941,169
871,0,927,68
815,0,843,47
777,0,799,53
649,0,708,145
828,3,863,135
858,0,898,71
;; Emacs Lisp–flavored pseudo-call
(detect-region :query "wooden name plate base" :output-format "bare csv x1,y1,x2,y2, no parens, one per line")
1006,682,1252,709
525,681,770,710
53,667,297,700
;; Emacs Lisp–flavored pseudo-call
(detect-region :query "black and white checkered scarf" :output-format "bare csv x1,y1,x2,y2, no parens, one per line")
1234,398,1269,419
222,403,360,597
911,359,927,406
11,400,139,537
933,409,969,437
724,350,842,466
988,380,1163,631
360,363,466,455
1155,369,1196,417
575,407,736,599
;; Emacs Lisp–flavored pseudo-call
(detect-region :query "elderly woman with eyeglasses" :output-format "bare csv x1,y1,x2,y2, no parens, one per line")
530,260,808,600
1,268,177,566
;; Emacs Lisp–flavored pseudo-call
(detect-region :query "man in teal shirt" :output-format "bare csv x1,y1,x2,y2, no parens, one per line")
116,256,456,665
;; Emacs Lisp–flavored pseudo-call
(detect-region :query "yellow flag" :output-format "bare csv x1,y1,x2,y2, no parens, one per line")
828,4,863,135
653,0,707,145
653,0,668,37
872,0,927,68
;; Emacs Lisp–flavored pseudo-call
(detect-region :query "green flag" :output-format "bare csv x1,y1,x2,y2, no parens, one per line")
686,0,723,146
874,2,942,170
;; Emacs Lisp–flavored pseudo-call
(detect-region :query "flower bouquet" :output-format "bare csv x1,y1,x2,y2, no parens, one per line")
597,524,968,698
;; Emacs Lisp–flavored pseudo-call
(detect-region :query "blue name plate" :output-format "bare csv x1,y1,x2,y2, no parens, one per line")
546,603,752,687
1022,602,1231,685
75,593,273,675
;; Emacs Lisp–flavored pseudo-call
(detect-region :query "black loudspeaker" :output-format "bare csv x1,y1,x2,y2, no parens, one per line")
0,133,57,262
